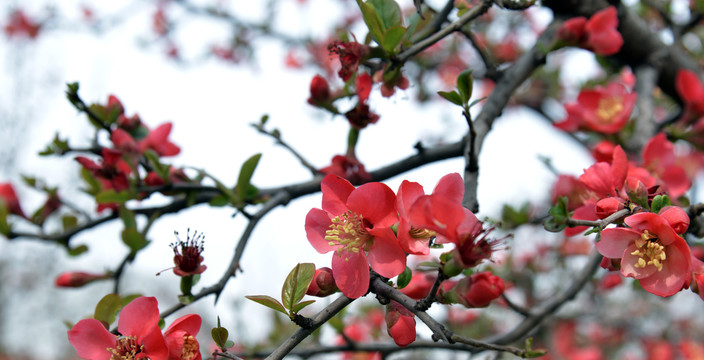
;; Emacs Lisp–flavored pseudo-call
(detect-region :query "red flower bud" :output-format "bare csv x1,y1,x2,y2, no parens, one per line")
456,272,505,308
385,301,416,347
557,17,587,44
307,75,331,105
595,197,624,219
306,267,338,297
0,182,25,218
55,271,109,288
659,206,689,235
106,95,124,116
598,272,622,291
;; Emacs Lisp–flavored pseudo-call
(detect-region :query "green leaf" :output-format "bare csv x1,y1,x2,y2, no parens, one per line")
208,195,230,207
437,91,463,106
456,70,474,104
396,266,412,289
224,340,235,349
381,26,406,53
291,299,316,314
122,227,148,253
368,0,403,29
356,0,385,43
543,217,567,232
178,294,195,305
67,245,88,256
235,153,262,206
96,190,134,204
120,294,142,307
548,196,568,223
62,215,78,231
282,263,316,313
245,295,289,315
211,326,229,349
80,168,102,195
143,150,171,182
93,294,122,327
651,194,671,214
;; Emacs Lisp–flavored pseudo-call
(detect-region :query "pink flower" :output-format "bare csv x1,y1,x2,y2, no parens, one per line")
4,9,41,39
641,133,691,198
658,206,689,235
319,154,371,184
675,69,704,117
164,314,202,360
385,301,416,347
556,83,636,134
0,182,25,217
584,6,623,55
139,122,181,157
68,296,169,360
597,212,692,297
305,175,405,298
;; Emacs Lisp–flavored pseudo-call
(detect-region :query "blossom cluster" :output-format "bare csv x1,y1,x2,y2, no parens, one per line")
68,296,201,360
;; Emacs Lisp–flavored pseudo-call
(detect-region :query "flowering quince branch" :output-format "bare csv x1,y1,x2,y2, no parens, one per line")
250,116,322,176
565,208,631,230
414,268,447,312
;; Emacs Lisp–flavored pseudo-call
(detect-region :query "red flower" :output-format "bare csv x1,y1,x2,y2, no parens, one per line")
171,230,207,277
641,133,691,198
399,273,435,300
328,40,369,81
68,296,169,360
307,75,332,106
319,154,371,184
164,314,202,360
305,175,405,298
55,271,109,288
659,206,690,235
4,10,41,39
306,267,338,297
140,122,181,157
385,301,416,347
0,182,25,217
356,72,373,104
555,83,636,134
551,174,593,211
579,145,628,198
455,271,505,308
557,6,623,56
597,212,692,297
675,69,704,117
345,103,380,129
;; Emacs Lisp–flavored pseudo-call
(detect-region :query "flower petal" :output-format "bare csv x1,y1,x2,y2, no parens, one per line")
320,174,354,215
165,314,201,337
639,239,691,297
367,227,406,278
332,250,370,299
597,227,639,258
347,182,397,227
118,296,160,339
621,243,659,280
432,173,464,203
68,319,115,360
305,208,336,254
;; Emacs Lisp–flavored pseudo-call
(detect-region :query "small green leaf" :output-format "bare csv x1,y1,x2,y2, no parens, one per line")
651,194,671,214
437,91,463,106
291,299,316,314
245,295,289,315
368,0,403,29
396,266,412,289
67,245,88,256
211,326,229,349
543,217,567,232
381,26,406,53
416,261,442,269
235,153,262,205
93,294,122,327
224,340,235,349
282,263,316,312
456,70,474,104
208,195,230,207
121,227,148,253
62,215,78,231
120,294,142,307
356,0,385,43
548,196,568,223
178,294,195,305
96,190,134,204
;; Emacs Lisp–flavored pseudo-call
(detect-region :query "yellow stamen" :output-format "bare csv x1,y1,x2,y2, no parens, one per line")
181,335,199,360
107,336,143,360
324,211,371,258
596,96,624,124
631,230,666,272
409,227,436,239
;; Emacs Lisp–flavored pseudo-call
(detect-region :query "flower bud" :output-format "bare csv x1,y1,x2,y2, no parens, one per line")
625,177,649,207
0,182,25,218
591,140,616,163
307,75,331,105
55,271,109,288
106,94,124,116
658,206,689,235
306,267,338,297
597,272,622,291
455,272,505,308
385,301,416,347
595,197,624,219
557,17,587,44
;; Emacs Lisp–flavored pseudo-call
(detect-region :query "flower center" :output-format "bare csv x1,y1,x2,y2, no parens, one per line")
409,227,436,240
107,336,143,360
180,335,199,360
325,211,372,256
631,230,666,271
596,96,624,123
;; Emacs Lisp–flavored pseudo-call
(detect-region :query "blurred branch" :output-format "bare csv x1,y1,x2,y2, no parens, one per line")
625,61,661,153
